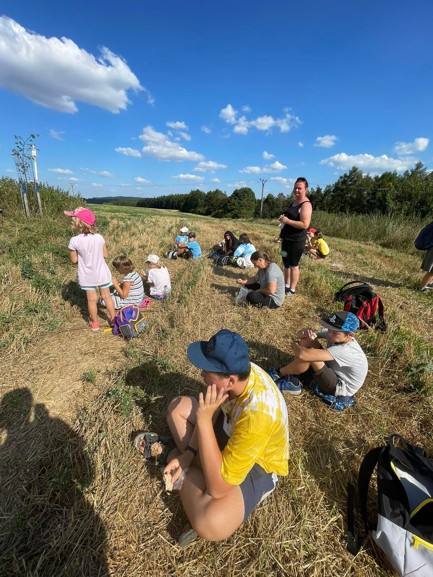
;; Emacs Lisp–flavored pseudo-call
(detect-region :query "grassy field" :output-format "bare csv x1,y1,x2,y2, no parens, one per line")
1,203,433,577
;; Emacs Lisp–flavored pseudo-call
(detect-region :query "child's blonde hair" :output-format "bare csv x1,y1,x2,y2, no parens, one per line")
112,255,135,275
71,216,96,234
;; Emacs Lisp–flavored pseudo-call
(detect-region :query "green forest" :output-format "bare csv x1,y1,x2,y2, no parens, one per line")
85,163,433,220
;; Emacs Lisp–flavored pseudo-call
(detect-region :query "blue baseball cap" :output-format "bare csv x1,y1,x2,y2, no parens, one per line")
319,311,360,333
187,329,250,374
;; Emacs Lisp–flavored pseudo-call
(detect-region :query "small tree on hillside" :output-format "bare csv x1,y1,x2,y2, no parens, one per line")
225,187,256,219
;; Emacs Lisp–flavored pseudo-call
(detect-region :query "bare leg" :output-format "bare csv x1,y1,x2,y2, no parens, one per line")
283,266,290,285
167,396,245,541
86,289,98,323
180,468,244,541
420,272,433,289
289,266,300,291
100,286,116,321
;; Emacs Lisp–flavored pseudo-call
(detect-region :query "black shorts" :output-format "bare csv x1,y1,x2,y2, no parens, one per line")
281,238,306,268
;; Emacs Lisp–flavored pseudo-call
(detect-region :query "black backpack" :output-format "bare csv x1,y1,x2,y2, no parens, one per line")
347,434,433,576
334,280,386,331
414,221,433,251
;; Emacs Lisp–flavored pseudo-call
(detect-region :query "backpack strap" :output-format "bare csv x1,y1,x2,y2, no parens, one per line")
347,445,383,555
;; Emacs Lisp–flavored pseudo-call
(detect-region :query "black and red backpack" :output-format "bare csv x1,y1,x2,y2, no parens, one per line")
334,281,387,331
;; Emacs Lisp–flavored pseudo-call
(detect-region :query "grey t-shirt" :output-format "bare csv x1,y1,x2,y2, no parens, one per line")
317,330,368,396
258,262,285,307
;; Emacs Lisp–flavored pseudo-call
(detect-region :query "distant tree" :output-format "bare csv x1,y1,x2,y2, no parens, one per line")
225,187,256,219
182,189,207,214
204,189,228,217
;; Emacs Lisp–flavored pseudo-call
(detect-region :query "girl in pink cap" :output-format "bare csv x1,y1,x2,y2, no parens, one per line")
64,207,116,331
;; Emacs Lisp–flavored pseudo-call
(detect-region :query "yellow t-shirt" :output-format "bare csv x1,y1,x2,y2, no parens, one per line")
220,363,289,485
315,238,329,256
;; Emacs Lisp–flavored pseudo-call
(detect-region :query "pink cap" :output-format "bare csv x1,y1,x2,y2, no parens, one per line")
64,208,96,226
307,228,317,234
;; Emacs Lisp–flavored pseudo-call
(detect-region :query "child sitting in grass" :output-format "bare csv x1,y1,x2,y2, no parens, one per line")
267,311,368,411
141,254,171,299
176,232,202,259
305,230,329,260
233,233,256,268
108,255,145,309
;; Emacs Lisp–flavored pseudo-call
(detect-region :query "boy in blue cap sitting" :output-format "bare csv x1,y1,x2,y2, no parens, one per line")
134,329,289,546
267,311,368,411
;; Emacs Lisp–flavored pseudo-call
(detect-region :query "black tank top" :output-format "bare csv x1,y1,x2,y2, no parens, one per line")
280,201,311,241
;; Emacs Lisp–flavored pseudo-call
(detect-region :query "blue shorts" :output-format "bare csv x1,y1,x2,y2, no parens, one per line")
214,412,279,521
81,282,112,291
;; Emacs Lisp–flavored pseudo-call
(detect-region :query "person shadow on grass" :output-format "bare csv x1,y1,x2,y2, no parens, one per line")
0,388,108,577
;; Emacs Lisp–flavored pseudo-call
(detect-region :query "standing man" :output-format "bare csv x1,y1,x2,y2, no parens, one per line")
279,177,312,296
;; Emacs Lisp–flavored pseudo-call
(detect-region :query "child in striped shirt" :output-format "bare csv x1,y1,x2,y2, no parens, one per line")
109,255,145,309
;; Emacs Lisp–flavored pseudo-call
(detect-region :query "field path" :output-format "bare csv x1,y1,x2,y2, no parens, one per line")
4,319,126,422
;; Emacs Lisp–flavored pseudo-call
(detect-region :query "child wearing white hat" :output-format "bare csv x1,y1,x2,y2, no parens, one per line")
142,254,171,299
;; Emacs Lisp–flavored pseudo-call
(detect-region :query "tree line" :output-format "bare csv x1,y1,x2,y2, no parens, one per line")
101,162,433,220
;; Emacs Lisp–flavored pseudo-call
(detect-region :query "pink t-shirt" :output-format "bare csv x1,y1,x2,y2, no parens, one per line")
68,233,112,287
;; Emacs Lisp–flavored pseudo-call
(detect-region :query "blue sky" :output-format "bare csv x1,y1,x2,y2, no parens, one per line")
1,1,432,199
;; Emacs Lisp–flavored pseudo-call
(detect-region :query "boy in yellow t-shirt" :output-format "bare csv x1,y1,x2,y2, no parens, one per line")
306,230,330,260
134,329,289,546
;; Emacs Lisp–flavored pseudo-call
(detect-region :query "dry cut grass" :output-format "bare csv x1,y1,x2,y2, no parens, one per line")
1,205,433,576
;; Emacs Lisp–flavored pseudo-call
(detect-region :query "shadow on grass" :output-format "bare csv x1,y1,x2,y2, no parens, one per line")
62,280,113,324
331,270,404,289
0,388,108,576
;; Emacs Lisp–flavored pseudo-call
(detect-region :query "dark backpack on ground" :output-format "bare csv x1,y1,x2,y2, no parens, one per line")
414,221,433,251
347,434,433,577
334,280,386,330
112,305,148,339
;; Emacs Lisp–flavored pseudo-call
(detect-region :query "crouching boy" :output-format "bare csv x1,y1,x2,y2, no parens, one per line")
267,311,368,411
134,329,289,546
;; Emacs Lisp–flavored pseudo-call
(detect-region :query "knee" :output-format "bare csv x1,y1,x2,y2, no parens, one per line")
166,395,193,422
193,512,239,542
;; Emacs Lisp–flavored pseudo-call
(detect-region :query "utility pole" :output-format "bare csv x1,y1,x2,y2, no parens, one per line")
259,178,267,218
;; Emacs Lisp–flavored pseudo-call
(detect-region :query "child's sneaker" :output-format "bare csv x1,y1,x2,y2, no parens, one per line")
89,321,100,331
267,368,282,382
285,288,296,296
276,375,302,395
330,395,356,412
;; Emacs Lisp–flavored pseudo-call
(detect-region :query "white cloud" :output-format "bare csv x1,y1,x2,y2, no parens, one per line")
139,126,204,161
298,142,304,148
0,16,146,113
48,168,72,174
394,137,429,155
240,160,287,174
270,177,294,186
211,178,221,183
178,131,191,142
201,125,212,134
172,174,205,182
98,171,114,178
49,129,64,140
91,183,103,188
68,177,80,182
220,103,301,135
193,161,227,173
166,121,188,130
219,104,238,124
263,151,274,160
315,135,337,148
115,147,142,158
321,152,415,172
135,176,150,183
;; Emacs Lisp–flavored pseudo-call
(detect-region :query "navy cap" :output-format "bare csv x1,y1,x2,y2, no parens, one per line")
319,311,359,333
187,329,250,374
